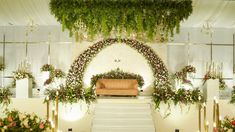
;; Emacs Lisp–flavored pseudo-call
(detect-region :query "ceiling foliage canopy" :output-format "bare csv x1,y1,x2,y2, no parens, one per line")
50,0,193,42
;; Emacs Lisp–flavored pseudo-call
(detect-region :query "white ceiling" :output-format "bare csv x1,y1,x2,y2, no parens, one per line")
0,0,235,28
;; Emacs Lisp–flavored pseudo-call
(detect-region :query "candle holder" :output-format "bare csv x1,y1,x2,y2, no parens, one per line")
46,96,50,121
51,109,55,132
206,121,209,132
55,91,59,132
198,104,202,132
203,102,207,132
205,61,223,78
198,96,202,132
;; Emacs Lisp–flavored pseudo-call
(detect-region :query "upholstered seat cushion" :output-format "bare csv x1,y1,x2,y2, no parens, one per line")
96,79,138,96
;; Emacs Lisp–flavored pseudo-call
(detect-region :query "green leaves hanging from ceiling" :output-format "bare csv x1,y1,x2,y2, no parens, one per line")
50,0,193,42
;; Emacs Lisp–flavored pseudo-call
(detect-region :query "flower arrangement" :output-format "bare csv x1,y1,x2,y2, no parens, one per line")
153,88,203,109
0,110,51,132
172,65,196,87
221,116,235,132
203,72,226,90
53,69,66,78
40,64,54,72
0,64,5,71
12,70,36,88
182,65,196,73
90,68,144,88
50,0,192,42
231,86,235,104
0,88,12,107
65,38,169,104
44,69,66,86
44,85,96,104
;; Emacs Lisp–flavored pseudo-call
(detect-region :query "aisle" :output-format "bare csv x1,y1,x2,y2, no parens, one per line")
91,98,155,132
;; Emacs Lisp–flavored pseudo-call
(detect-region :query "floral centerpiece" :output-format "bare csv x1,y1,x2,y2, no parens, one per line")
172,65,196,87
12,70,36,88
40,64,54,72
0,64,5,71
182,65,196,74
0,88,12,107
221,116,235,132
203,72,226,90
44,69,66,86
90,68,144,88
53,69,66,78
0,110,51,132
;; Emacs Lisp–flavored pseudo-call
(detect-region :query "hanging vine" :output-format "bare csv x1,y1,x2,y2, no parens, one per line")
49,0,193,42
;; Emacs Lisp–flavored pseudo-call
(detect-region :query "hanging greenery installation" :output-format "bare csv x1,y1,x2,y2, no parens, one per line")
50,0,193,42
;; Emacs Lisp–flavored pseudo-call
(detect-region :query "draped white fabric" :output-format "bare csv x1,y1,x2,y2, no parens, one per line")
0,0,235,27
0,0,58,26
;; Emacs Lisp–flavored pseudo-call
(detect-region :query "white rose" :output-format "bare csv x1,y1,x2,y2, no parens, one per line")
30,113,36,120
3,126,7,129
19,113,26,121
23,119,29,128
36,118,40,123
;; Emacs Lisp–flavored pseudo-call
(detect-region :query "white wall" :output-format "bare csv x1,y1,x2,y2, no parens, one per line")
0,26,234,92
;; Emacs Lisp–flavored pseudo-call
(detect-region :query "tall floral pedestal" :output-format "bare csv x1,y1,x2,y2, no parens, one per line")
16,78,32,98
39,71,50,96
203,79,220,132
203,79,219,101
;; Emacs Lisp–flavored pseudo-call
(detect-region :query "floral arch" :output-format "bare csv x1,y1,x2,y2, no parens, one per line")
65,38,170,103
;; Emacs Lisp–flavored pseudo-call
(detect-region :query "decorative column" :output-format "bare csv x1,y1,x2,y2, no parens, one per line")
16,78,32,98
203,79,219,101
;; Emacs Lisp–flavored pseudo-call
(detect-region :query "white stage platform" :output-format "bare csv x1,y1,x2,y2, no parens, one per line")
0,97,234,132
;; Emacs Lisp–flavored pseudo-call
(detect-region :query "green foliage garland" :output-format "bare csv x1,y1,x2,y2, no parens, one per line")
153,88,203,109
44,85,96,104
90,68,144,88
50,0,193,41
0,88,12,107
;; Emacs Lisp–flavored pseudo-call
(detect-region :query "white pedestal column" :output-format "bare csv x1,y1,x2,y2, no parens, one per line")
203,79,219,101
16,78,32,98
203,79,220,132
39,71,50,96
233,73,235,85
